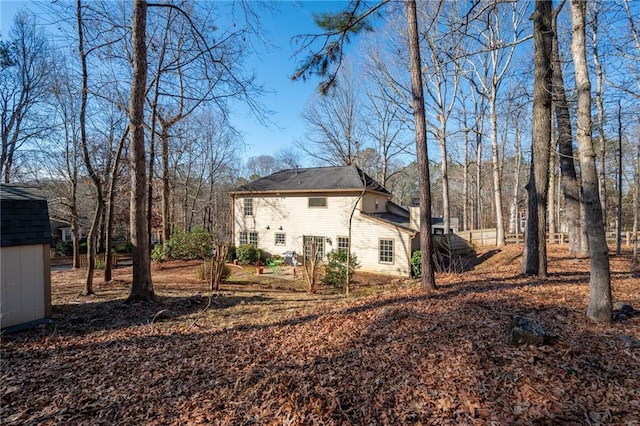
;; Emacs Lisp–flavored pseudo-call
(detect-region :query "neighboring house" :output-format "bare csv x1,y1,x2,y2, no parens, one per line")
230,165,421,277
0,184,52,331
50,219,82,243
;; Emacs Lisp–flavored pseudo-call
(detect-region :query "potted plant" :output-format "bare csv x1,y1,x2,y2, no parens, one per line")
255,259,264,274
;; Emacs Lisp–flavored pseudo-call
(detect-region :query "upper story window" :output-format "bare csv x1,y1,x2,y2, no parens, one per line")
308,197,327,208
243,198,253,216
275,233,286,246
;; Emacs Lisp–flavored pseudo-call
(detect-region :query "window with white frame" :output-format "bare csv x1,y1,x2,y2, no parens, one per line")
275,232,286,246
248,232,258,247
379,239,394,263
239,231,258,247
337,237,349,253
303,235,325,260
243,198,253,216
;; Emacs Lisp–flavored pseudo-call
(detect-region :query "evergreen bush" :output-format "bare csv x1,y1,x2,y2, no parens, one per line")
237,244,260,265
321,250,360,288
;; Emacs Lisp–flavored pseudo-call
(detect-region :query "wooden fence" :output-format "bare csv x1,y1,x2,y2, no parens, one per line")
455,228,639,249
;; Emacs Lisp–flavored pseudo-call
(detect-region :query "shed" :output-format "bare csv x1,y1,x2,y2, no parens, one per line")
1,184,52,331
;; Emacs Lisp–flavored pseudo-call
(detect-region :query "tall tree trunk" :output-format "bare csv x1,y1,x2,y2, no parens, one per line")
475,128,483,229
161,123,171,244
406,0,435,291
104,128,128,283
616,100,622,255
489,89,505,247
570,0,612,323
548,138,557,241
591,8,607,229
633,136,639,267
127,0,154,302
77,0,104,296
438,120,450,235
509,131,522,234
552,3,583,256
463,125,470,232
523,0,553,277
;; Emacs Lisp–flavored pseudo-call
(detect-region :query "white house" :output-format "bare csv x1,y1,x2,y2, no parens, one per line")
229,165,420,277
1,184,52,331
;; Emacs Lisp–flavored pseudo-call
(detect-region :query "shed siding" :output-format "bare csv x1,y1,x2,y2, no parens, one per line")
1,245,48,328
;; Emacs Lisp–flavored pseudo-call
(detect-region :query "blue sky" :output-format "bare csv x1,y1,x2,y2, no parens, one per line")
1,1,352,163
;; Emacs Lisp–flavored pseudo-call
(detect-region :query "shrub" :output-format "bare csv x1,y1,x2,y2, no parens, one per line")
54,241,74,257
226,245,237,263
237,244,260,265
114,241,132,254
151,244,166,262
164,227,212,260
196,263,230,281
411,250,422,278
321,250,360,288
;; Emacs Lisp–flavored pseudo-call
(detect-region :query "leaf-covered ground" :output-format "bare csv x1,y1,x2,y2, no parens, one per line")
2,245,639,425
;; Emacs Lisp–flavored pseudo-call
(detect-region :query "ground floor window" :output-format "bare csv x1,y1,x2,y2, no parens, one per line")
379,239,394,263
337,236,349,253
239,231,258,247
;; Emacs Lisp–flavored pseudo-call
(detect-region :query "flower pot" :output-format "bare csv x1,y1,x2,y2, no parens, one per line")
256,267,264,274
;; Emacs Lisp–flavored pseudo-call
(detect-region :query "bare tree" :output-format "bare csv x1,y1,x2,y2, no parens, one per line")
360,70,412,188
588,1,609,228
1,12,52,183
464,0,530,247
570,0,612,323
551,0,584,256
419,1,462,236
76,0,106,295
298,70,365,166
246,154,278,180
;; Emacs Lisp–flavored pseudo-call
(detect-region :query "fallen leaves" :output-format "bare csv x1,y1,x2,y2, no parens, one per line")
1,246,639,424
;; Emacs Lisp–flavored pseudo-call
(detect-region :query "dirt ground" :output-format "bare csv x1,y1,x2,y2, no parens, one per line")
2,245,639,425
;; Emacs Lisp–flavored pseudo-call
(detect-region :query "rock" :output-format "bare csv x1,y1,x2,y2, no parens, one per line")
506,316,548,346
613,302,636,315
620,334,640,348
613,302,637,322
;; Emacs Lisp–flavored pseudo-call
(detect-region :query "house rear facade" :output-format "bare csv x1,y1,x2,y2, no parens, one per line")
230,165,420,277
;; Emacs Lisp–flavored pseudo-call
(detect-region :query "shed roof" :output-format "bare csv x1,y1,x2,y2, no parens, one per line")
230,165,391,195
0,184,52,247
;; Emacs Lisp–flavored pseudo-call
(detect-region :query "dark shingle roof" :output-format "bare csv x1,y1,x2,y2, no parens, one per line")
1,184,52,247
231,165,391,195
